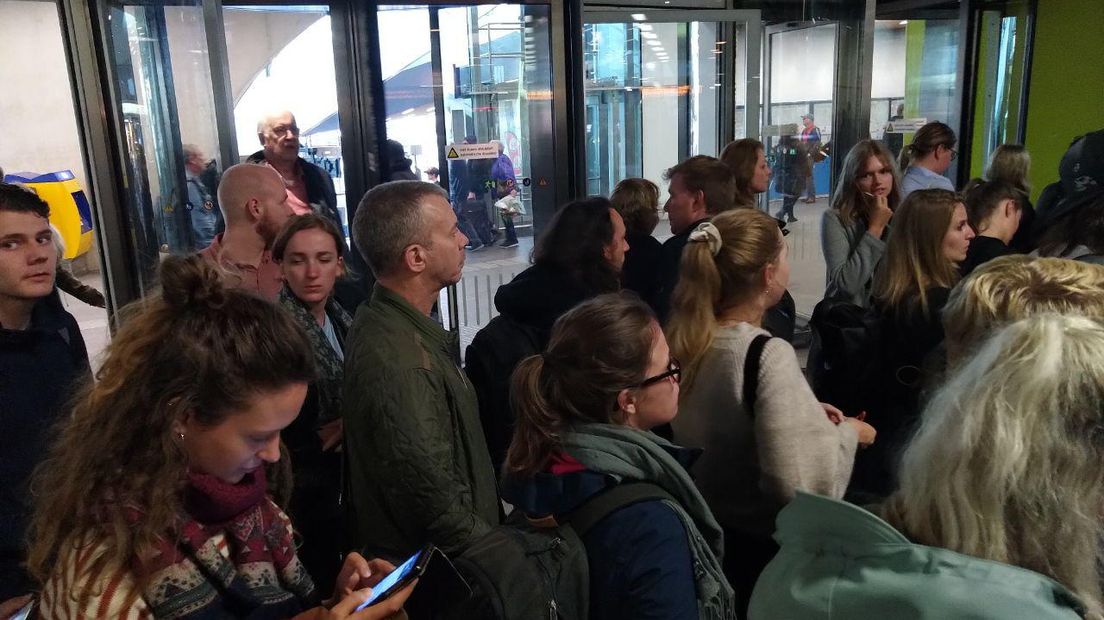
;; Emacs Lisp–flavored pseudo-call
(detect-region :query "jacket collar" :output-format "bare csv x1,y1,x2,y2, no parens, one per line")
0,293,70,341
779,491,916,547
372,284,454,353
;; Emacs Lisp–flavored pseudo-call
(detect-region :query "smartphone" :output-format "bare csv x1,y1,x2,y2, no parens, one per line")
354,545,434,611
10,601,33,620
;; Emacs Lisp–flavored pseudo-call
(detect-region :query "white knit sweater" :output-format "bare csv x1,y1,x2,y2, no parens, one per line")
672,323,858,536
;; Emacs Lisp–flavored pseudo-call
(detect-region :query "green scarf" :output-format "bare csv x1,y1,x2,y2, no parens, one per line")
562,423,737,620
278,286,352,424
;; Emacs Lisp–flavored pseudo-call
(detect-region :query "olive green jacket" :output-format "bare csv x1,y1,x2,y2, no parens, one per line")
750,492,1085,619
343,285,499,560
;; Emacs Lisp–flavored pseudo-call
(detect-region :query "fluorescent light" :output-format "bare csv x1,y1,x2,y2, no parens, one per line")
638,24,653,31
899,20,908,25
641,31,657,39
631,13,646,20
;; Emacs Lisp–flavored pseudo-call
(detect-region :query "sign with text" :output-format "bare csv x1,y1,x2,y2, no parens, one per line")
446,142,499,160
762,123,800,137
884,118,929,134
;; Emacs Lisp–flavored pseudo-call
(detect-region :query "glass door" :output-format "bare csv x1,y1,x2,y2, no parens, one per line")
582,9,761,211
374,2,560,355
763,21,839,317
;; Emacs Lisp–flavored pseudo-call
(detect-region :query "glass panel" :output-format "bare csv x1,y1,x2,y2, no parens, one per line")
1,0,111,364
101,0,226,293
871,19,960,182
766,23,836,317
223,5,350,237
376,4,556,355
582,17,727,205
971,2,1031,174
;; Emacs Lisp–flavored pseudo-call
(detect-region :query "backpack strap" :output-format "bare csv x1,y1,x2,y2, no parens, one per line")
561,482,676,537
742,334,772,418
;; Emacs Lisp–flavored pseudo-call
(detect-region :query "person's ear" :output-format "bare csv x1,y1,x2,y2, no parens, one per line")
1003,199,1016,219
616,388,637,417
337,256,347,278
246,197,263,221
403,244,427,274
257,132,266,146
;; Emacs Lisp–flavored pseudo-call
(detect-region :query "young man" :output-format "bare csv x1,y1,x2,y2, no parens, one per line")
0,183,90,601
343,180,499,565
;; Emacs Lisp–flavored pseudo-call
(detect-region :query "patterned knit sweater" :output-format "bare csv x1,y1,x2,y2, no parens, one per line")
37,502,311,618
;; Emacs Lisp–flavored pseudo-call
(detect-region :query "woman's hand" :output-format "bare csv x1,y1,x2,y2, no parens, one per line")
318,419,344,452
820,403,844,424
294,579,415,619
332,554,396,599
0,595,32,620
866,194,893,238
845,416,877,447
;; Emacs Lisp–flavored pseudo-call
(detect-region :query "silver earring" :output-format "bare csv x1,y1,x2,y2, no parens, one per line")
178,432,185,440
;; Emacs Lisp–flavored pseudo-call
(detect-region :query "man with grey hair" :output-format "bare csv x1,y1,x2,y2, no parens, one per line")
343,180,499,567
247,111,342,227
183,144,223,250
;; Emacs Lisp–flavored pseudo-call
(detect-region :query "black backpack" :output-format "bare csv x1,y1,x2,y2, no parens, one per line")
464,314,547,474
447,482,675,619
807,299,885,417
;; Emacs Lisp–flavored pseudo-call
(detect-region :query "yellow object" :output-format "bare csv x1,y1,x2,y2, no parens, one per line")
5,170,94,259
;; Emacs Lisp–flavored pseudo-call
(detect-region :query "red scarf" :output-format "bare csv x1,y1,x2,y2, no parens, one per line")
130,468,317,618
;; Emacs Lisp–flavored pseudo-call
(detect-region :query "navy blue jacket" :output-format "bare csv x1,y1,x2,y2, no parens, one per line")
0,295,89,595
502,449,700,620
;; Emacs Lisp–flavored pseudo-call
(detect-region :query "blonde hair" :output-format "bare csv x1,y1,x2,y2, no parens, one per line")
883,315,1104,617
610,177,660,236
873,189,962,315
943,255,1104,364
719,138,765,208
667,209,783,389
985,144,1031,195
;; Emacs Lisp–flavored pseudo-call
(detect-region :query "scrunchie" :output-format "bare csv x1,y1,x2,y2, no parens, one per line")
688,221,723,257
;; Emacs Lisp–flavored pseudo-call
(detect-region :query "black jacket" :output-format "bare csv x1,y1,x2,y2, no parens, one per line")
960,235,1014,277
0,296,89,596
465,264,598,473
621,232,663,302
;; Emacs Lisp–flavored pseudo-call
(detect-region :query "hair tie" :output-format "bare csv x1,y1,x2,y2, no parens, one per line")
688,221,723,257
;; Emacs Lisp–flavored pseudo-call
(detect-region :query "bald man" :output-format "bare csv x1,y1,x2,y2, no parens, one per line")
197,163,291,298
248,111,373,310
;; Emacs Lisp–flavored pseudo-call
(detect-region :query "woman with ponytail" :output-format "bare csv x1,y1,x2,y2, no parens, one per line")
28,256,415,619
899,121,958,199
502,294,736,620
666,208,873,615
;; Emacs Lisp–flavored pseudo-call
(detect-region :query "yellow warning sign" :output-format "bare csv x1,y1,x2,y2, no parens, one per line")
445,142,498,160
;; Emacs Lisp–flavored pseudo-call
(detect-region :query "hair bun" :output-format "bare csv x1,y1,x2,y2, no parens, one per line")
159,255,228,310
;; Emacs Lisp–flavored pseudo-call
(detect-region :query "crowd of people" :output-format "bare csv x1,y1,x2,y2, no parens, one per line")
0,118,1102,620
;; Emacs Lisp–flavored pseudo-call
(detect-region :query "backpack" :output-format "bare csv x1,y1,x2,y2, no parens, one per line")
447,482,675,619
807,299,885,417
464,314,547,474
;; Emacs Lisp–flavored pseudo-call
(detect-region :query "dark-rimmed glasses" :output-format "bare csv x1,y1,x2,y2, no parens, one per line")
637,358,681,388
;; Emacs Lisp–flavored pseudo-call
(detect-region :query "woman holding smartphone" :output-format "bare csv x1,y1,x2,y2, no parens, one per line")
820,140,902,307
502,294,736,620
26,256,414,619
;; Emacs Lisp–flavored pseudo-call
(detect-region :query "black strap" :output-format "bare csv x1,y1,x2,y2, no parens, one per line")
562,482,676,537
743,334,772,418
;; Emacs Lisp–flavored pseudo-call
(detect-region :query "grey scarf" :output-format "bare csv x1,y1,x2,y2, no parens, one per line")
562,423,737,620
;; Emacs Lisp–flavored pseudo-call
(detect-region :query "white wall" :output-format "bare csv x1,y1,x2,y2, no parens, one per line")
872,22,907,99
0,0,88,190
770,22,906,103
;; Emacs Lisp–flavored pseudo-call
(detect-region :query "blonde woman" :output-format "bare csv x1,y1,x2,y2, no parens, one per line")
943,255,1104,365
899,121,957,198
752,315,1104,619
849,188,974,499
666,208,873,614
